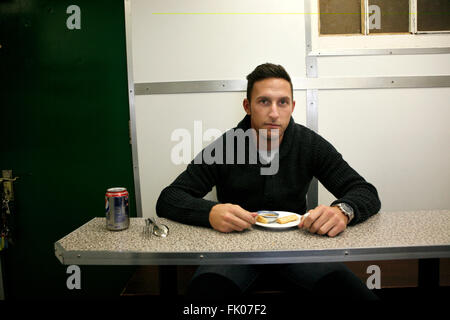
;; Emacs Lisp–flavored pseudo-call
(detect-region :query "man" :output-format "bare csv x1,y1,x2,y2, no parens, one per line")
156,63,381,300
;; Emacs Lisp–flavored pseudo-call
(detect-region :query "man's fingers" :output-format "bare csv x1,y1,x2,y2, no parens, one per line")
215,218,247,233
220,207,253,231
218,222,238,233
309,211,331,233
302,207,323,230
210,203,254,232
299,205,347,237
227,214,251,231
229,205,257,225
316,219,335,235
327,223,345,237
298,211,310,228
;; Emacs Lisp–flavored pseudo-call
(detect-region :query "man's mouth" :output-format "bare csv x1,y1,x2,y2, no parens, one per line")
264,123,281,128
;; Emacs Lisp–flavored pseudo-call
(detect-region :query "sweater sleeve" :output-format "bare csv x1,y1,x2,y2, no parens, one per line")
312,133,381,225
155,151,220,228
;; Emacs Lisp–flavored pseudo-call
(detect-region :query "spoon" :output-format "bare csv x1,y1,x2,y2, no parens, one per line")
146,217,169,238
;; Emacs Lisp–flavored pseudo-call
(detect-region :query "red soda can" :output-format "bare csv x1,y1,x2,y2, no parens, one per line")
105,187,129,231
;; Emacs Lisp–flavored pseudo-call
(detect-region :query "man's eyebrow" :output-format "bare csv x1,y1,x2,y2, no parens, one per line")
256,95,291,101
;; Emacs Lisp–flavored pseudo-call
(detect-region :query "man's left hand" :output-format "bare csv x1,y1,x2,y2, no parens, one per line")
298,205,348,237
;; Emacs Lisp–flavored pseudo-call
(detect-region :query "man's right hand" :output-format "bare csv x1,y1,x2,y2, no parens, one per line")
209,203,258,233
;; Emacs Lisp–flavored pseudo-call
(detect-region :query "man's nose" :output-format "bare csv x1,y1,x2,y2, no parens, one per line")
268,103,279,119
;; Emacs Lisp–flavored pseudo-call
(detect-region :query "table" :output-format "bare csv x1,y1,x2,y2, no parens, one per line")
55,210,450,294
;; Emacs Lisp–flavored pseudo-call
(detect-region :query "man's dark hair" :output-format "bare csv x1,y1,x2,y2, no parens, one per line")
246,63,293,102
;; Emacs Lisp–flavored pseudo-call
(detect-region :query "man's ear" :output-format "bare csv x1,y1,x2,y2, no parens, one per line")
243,98,251,115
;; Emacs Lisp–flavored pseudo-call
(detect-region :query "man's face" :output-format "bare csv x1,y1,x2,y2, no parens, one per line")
243,77,295,145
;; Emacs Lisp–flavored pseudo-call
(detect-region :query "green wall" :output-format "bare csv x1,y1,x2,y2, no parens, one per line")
0,0,137,299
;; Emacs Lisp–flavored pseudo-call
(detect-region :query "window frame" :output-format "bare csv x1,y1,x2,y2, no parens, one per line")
413,0,450,34
308,0,450,56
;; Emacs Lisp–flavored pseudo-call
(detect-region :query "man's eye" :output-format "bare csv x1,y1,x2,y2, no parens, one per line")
260,99,269,104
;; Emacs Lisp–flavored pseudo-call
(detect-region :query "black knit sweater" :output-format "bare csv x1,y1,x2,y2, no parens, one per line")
156,115,381,227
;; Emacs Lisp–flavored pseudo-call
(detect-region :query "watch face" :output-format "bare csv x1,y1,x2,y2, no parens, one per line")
340,203,353,214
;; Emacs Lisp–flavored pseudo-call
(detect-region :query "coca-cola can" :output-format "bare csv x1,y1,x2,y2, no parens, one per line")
105,187,129,231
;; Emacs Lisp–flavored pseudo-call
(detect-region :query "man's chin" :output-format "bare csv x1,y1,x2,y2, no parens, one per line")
258,133,281,148
260,127,280,135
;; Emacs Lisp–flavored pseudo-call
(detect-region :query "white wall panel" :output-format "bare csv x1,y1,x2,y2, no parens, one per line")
317,54,450,77
317,88,450,212
131,0,306,82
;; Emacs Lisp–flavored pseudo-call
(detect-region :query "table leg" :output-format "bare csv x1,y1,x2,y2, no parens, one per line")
159,265,178,296
418,258,440,288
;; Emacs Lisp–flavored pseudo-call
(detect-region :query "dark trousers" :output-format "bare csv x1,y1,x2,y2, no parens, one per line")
187,263,379,301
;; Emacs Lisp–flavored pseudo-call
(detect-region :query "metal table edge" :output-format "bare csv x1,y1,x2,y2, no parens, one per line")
54,241,66,264
53,244,450,266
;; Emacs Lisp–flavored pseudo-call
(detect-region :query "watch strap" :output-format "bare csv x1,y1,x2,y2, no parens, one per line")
333,203,354,223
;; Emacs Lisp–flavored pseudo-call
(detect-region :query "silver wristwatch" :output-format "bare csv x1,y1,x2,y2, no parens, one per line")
333,203,354,223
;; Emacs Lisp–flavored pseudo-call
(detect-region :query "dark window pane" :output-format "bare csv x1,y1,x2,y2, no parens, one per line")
319,0,362,35
368,0,410,34
417,0,450,32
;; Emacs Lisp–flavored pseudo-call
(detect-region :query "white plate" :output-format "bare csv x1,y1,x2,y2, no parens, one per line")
255,211,302,229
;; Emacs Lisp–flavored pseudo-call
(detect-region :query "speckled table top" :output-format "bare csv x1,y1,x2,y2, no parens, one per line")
55,210,450,265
